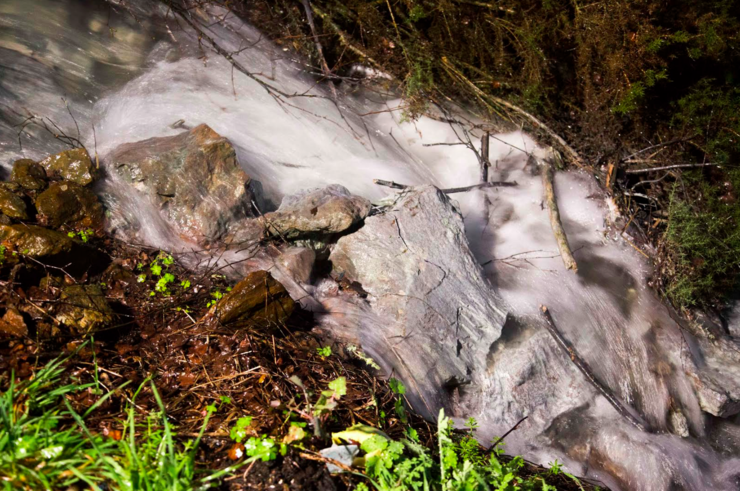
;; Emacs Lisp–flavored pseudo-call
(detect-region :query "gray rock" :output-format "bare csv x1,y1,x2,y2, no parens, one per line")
107,124,256,245
262,185,370,240
327,185,507,418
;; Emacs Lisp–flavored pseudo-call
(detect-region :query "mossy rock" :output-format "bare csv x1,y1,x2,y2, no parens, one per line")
211,270,294,327
0,187,28,220
0,224,75,258
56,284,114,334
11,159,47,190
35,181,103,229
39,148,96,186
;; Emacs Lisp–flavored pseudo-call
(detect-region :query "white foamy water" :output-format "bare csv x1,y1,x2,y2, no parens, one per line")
2,1,739,489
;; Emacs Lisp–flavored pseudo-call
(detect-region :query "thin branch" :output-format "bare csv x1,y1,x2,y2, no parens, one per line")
625,163,719,175
540,158,578,272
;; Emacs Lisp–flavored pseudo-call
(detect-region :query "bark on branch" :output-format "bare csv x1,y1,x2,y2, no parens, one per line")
373,179,517,193
540,159,578,272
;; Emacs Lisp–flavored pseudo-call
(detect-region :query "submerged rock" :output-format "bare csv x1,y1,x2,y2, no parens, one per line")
56,284,114,334
108,124,256,244
0,187,28,220
11,159,47,190
262,185,370,240
327,185,507,417
35,181,103,229
39,148,96,186
210,270,294,327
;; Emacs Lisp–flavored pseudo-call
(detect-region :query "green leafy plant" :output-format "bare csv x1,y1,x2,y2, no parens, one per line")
67,228,94,243
316,346,332,357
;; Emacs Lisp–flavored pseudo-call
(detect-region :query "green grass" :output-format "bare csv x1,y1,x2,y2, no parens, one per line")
0,349,246,491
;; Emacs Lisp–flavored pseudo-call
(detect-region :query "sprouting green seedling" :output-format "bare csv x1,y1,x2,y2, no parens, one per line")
180,279,191,289
136,263,143,270
464,417,479,432
220,396,231,405
389,378,408,423
160,254,174,266
316,346,332,357
155,273,175,294
150,263,162,276
67,229,93,243
137,274,146,283
176,306,192,314
229,416,253,443
206,290,224,308
0,245,5,265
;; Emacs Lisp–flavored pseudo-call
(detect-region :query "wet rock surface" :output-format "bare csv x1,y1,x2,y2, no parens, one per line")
0,186,29,219
0,308,28,337
210,270,295,327
327,185,508,417
263,185,370,240
39,148,96,186
0,224,77,258
35,181,103,229
11,159,47,190
108,124,256,244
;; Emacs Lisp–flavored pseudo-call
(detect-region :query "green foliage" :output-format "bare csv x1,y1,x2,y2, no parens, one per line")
230,417,254,443
341,409,570,491
0,351,246,491
664,171,740,307
314,377,347,416
389,378,408,423
67,228,94,243
0,245,5,265
316,346,332,357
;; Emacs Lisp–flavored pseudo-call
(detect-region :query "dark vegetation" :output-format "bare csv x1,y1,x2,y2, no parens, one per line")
241,0,740,311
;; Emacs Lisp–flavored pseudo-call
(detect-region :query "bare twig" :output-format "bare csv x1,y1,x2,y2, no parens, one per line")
490,415,528,449
625,163,718,175
373,179,517,193
540,158,578,272
300,0,337,99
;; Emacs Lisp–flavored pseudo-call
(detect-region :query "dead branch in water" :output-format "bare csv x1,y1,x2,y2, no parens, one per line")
373,179,517,193
540,306,650,433
540,158,578,272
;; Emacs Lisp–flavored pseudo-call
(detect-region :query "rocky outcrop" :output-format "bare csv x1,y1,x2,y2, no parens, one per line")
107,124,256,245
326,186,508,417
262,185,370,240
209,270,294,327
35,181,103,229
11,159,47,190
40,148,96,186
56,284,114,334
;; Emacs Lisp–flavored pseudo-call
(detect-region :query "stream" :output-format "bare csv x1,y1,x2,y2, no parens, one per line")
2,1,740,490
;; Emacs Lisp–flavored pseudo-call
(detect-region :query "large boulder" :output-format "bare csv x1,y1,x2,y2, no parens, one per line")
35,181,103,229
209,270,294,327
11,159,47,190
107,124,256,245
0,187,28,220
39,148,96,186
262,185,370,240
56,284,114,334
327,185,507,417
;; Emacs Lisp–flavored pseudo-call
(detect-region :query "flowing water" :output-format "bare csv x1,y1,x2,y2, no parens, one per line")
2,1,740,489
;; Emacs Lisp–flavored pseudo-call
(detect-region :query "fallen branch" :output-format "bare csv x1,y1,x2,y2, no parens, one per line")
625,163,719,175
540,159,578,272
373,179,517,193
300,0,337,99
540,306,649,432
490,415,528,449
480,131,490,183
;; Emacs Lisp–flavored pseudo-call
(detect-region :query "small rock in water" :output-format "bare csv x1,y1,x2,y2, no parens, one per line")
39,148,96,186
262,184,371,240
11,159,47,190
